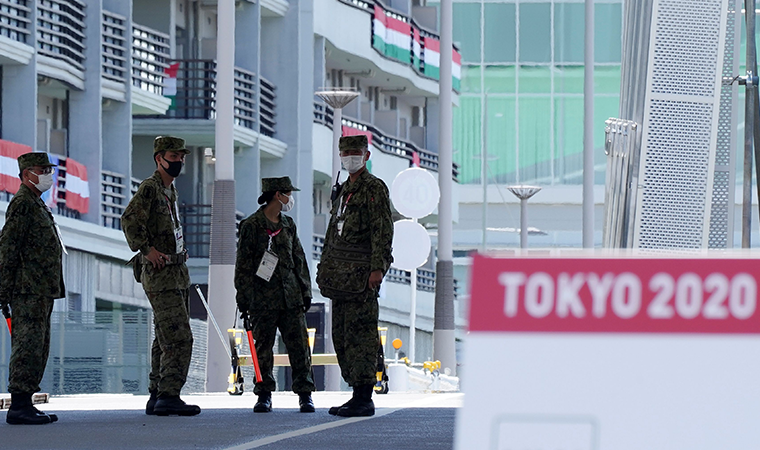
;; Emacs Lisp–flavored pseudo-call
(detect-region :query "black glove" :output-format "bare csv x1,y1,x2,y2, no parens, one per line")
239,309,249,325
1,303,10,319
303,297,312,313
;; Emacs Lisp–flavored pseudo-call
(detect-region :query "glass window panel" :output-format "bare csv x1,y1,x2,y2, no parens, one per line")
594,65,621,94
454,3,481,63
595,3,622,63
484,3,516,63
518,98,552,182
461,65,482,93
554,97,584,184
484,65,515,93
554,3,584,63
453,96,482,184
519,3,551,63
555,65,584,94
485,97,517,184
518,66,551,94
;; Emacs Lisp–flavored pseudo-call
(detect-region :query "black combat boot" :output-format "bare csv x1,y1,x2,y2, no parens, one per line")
298,393,315,413
253,392,272,413
6,393,54,425
152,395,201,416
336,384,375,417
328,396,356,415
145,390,158,415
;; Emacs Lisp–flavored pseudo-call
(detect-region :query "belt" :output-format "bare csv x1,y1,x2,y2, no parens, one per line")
141,251,187,266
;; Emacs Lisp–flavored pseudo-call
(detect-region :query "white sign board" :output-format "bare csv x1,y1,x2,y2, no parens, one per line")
390,167,439,219
455,254,760,450
391,220,430,271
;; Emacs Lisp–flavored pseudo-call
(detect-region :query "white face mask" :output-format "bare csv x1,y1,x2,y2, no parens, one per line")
279,193,295,212
31,172,54,192
341,154,366,174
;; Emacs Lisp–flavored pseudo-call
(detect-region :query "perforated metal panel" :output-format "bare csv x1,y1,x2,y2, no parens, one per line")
634,0,731,249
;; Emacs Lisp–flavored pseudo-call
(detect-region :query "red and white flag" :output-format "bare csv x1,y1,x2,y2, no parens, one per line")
0,140,32,194
65,158,89,214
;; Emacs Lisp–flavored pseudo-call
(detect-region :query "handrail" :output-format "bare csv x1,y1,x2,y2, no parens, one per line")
0,0,32,45
101,170,127,229
37,0,86,71
102,11,128,83
139,59,277,137
131,23,170,95
313,102,459,180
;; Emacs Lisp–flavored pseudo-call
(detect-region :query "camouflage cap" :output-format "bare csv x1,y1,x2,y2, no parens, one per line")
153,136,190,154
339,135,368,152
18,152,56,172
262,176,300,193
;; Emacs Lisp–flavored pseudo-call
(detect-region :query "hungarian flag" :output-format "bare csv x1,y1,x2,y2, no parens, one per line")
0,140,32,194
413,28,421,69
373,5,412,63
423,37,462,91
65,158,89,214
40,155,59,208
163,62,180,109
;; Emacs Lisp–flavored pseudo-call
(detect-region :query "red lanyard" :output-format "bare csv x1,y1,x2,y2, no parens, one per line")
266,229,281,238
340,193,353,217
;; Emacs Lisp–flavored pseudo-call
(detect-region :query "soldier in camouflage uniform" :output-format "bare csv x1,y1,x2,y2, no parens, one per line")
316,135,393,417
121,136,200,417
0,152,64,425
235,176,316,413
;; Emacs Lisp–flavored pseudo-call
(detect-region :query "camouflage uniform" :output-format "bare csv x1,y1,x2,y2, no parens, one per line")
0,153,65,395
235,177,315,395
121,138,192,397
317,139,394,387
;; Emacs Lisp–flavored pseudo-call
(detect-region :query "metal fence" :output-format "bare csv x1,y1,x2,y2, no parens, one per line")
0,311,208,395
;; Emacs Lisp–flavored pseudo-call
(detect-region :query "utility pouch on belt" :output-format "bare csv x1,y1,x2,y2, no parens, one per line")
317,235,372,300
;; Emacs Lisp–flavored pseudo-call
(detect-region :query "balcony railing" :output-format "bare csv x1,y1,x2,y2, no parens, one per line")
313,234,457,296
141,60,277,137
314,102,459,180
101,170,128,229
0,0,32,45
102,11,128,83
37,0,86,71
131,23,170,96
179,204,245,258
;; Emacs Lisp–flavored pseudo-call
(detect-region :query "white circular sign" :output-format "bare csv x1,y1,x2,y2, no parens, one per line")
391,220,431,271
390,168,440,219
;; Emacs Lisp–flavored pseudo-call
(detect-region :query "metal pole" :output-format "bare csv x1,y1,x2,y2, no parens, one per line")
206,0,237,391
409,264,417,364
583,0,595,248
743,0,755,248
520,198,528,249
332,107,343,183
482,95,488,252
433,0,457,376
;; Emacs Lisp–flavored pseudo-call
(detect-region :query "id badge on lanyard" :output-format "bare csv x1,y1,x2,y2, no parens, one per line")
165,194,184,254
336,193,352,236
256,228,281,282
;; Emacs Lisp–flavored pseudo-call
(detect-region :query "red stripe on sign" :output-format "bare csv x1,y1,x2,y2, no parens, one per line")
453,49,461,65
468,254,760,334
386,15,410,34
414,27,420,43
0,140,32,194
424,37,439,53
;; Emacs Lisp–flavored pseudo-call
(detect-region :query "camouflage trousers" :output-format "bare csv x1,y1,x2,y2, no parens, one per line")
147,289,193,396
8,295,54,394
250,308,315,395
332,295,380,386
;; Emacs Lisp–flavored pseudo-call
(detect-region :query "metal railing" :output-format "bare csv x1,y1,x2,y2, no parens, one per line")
101,170,128,230
102,11,128,83
0,0,32,44
37,0,86,71
179,204,245,258
142,60,277,136
131,23,170,96
314,102,459,180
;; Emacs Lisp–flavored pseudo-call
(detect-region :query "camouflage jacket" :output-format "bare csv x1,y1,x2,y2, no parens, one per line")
121,171,190,293
0,184,65,300
320,169,393,282
235,207,312,311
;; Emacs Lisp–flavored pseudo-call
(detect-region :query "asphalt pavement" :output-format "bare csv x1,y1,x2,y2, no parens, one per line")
0,392,462,450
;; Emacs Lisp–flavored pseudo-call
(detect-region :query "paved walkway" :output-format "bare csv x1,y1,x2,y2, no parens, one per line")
0,392,462,450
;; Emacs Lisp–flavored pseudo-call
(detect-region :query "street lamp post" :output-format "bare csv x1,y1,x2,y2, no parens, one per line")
507,186,542,249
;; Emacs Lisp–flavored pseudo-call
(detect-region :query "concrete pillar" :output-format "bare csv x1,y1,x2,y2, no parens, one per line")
2,2,37,148
234,146,260,216
68,0,104,225
425,97,439,153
